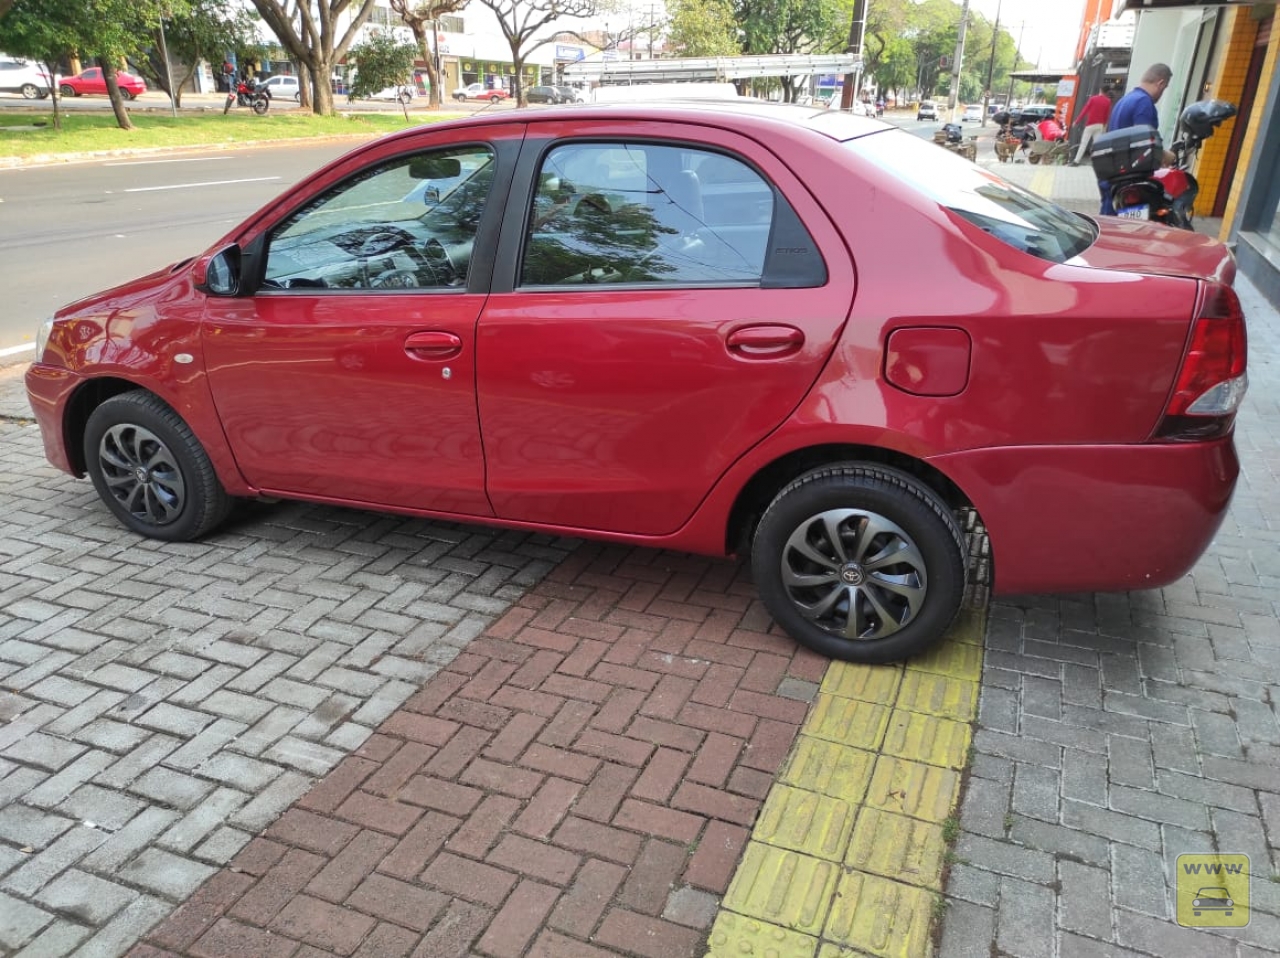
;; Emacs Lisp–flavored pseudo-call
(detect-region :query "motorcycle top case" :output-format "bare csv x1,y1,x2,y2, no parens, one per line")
1090,125,1163,179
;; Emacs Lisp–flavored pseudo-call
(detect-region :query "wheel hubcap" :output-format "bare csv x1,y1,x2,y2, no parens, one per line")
98,424,185,526
779,508,927,641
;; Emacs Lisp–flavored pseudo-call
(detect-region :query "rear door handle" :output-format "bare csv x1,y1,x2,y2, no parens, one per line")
726,325,804,358
405,330,463,359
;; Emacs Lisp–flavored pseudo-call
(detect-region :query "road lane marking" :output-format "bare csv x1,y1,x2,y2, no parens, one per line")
105,157,232,166
121,176,280,193
0,343,36,358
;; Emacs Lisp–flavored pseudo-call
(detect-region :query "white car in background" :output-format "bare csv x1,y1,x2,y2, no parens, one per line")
256,75,301,101
963,104,983,122
0,55,54,99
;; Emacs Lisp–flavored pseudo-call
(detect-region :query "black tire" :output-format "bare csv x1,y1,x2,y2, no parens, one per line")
83,392,232,542
489,94,501,103
252,95,269,115
20,83,39,99
61,84,77,97
121,89,135,101
751,463,966,663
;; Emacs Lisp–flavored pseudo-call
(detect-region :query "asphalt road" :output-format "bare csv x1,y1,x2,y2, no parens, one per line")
0,141,361,356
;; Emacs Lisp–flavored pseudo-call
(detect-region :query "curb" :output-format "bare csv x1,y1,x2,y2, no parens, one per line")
705,610,987,957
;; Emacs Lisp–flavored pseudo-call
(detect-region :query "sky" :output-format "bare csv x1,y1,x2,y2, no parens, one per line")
964,0,1090,70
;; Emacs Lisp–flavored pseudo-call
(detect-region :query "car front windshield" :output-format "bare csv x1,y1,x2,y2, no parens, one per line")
851,129,1097,264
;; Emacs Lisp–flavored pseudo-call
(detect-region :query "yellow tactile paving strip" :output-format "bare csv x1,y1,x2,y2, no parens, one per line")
706,610,986,958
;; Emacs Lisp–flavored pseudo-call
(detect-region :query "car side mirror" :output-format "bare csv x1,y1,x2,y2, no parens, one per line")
200,246,242,296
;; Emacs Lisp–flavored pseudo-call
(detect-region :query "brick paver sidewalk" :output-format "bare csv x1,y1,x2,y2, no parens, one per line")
131,546,825,957
938,274,1280,958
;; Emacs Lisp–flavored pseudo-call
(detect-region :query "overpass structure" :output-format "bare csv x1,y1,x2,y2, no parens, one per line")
563,53,863,85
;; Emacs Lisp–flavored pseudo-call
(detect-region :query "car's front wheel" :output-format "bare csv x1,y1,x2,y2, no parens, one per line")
751,464,966,663
121,89,135,100
60,84,77,97
489,94,502,103
83,392,232,542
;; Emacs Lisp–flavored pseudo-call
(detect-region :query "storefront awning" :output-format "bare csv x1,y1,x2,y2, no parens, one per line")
1114,0,1254,12
1007,69,1075,83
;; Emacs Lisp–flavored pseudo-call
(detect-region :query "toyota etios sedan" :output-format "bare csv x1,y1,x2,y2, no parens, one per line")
26,102,1248,663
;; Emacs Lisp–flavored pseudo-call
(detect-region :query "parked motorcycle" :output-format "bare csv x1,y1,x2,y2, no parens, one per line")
991,110,1034,163
224,79,269,116
1091,99,1236,230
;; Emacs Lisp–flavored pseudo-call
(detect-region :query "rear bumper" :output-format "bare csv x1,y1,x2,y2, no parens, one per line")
24,363,80,476
931,438,1238,596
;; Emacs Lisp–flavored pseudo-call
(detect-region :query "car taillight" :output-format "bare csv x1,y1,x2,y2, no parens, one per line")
1154,283,1248,441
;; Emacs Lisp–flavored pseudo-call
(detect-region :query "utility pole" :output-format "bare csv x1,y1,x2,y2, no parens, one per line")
946,0,971,122
981,0,1001,126
1004,21,1026,111
839,0,867,111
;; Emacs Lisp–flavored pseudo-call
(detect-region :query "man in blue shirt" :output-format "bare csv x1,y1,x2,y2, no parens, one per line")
1098,63,1173,214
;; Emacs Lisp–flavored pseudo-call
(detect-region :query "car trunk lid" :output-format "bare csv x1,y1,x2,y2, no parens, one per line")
1071,216,1236,285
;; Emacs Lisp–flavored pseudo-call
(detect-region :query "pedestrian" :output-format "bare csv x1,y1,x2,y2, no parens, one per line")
1098,63,1172,215
1070,86,1112,165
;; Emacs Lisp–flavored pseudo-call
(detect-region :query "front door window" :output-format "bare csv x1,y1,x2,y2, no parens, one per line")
263,145,496,292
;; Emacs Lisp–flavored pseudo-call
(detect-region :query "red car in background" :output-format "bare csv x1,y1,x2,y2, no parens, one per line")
24,102,1247,663
60,67,146,99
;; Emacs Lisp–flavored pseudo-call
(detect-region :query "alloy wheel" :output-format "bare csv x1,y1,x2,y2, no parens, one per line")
97,423,186,526
779,508,928,641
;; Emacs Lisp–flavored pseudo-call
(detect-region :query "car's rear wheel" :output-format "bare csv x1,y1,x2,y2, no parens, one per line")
751,464,966,663
84,392,232,542
60,84,77,97
20,83,40,99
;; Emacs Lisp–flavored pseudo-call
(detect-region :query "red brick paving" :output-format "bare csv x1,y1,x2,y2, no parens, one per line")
135,544,826,957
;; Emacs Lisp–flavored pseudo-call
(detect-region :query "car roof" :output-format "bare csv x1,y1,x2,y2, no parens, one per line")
387,99,889,144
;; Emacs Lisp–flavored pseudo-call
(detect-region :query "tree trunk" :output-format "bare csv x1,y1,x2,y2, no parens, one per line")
409,22,441,110
101,60,135,131
311,63,335,115
298,63,312,110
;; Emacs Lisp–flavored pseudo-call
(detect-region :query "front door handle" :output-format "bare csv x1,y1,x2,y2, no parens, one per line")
405,331,463,360
726,325,804,358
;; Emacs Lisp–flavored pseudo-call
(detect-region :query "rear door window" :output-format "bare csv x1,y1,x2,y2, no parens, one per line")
519,141,824,288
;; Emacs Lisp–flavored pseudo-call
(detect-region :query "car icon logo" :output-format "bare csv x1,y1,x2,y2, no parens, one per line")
1192,887,1234,916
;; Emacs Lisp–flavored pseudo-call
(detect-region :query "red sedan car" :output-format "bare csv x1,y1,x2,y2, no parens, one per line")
25,102,1247,663
59,67,146,99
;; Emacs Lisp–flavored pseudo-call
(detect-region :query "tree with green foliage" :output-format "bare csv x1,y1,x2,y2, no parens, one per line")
0,0,79,128
664,0,738,57
388,0,467,109
738,0,843,101
0,0,174,130
477,0,598,107
347,28,418,116
136,1,265,108
250,0,379,115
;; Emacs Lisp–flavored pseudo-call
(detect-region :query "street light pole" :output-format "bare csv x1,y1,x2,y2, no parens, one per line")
1004,21,1026,111
947,0,971,123
981,0,1001,126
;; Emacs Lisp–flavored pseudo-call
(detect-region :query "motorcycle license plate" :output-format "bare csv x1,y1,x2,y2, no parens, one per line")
1118,204,1149,220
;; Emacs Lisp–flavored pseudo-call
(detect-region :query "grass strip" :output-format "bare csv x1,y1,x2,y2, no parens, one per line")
0,110,455,159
